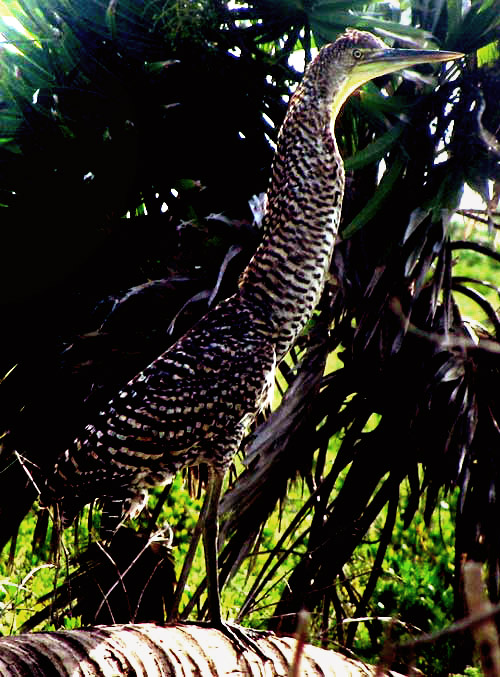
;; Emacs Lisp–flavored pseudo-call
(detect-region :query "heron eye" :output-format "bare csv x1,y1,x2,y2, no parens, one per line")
353,48,362,59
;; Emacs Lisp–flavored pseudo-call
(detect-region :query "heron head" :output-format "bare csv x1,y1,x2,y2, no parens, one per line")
327,29,463,119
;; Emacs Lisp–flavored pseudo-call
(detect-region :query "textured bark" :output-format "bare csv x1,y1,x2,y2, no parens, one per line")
0,623,404,676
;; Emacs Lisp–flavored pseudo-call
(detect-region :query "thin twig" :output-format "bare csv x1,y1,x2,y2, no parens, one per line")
395,602,500,652
288,610,310,677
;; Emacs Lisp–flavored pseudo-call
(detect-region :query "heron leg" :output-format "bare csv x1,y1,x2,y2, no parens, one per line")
202,465,270,659
170,464,268,657
169,465,223,622
202,465,224,625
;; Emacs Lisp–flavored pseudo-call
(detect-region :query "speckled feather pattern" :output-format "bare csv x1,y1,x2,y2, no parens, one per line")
49,297,275,524
44,30,384,527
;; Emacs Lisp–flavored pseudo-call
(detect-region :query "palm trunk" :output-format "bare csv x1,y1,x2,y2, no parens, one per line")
0,622,404,676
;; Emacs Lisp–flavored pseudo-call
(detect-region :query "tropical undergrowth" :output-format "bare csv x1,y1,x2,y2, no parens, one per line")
0,1,499,676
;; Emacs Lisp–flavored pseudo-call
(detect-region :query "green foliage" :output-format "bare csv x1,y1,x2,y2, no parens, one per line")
0,511,56,634
450,219,500,331
355,493,456,675
0,0,499,674
452,668,482,677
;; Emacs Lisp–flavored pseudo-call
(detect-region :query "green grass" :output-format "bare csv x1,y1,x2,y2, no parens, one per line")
1,219,497,675
0,510,57,634
450,219,500,332
353,490,457,674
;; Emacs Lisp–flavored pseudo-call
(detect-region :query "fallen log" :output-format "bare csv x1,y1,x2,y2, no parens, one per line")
0,622,405,676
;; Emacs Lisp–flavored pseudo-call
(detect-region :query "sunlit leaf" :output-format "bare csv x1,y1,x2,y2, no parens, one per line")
345,121,406,171
477,41,500,66
342,153,406,238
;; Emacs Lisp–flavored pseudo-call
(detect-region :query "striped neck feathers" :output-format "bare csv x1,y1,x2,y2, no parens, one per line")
237,45,349,358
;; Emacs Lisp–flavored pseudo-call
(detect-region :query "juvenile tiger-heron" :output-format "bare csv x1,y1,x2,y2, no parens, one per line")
43,29,462,649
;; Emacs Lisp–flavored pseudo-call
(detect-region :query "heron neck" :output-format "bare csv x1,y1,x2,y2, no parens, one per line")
238,54,346,362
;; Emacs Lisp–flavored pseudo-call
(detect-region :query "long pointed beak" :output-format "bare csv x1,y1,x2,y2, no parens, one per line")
331,44,463,123
356,47,463,81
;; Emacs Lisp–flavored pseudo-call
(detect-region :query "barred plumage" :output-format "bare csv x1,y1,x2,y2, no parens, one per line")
42,29,461,647
50,297,275,526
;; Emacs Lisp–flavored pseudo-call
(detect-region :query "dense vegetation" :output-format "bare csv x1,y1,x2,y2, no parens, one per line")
0,1,499,674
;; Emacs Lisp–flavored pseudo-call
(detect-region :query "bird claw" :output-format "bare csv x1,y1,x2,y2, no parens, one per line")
218,620,271,660
188,619,271,660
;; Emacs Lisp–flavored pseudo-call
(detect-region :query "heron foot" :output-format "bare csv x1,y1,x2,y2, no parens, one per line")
186,619,271,661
